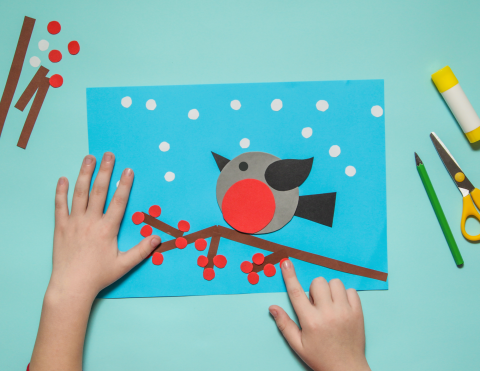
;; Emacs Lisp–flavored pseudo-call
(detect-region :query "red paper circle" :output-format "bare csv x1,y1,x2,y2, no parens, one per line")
152,252,164,265
175,237,187,249
280,258,289,268
68,40,80,55
195,238,207,251
203,268,215,281
248,272,260,285
149,205,161,217
48,50,62,63
140,225,152,237
221,179,275,234
240,261,253,273
49,74,63,88
177,220,190,232
264,263,276,277
197,255,208,267
252,253,265,265
47,21,61,34
132,212,145,225
213,255,227,269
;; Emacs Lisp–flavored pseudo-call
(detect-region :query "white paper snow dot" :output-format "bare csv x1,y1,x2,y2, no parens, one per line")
121,96,132,108
159,141,170,152
146,99,157,110
164,171,175,182
188,109,199,120
302,127,313,138
345,166,356,177
316,100,329,112
230,100,241,110
116,181,120,187
271,99,283,111
38,40,49,51
30,56,40,67
371,105,383,117
329,145,341,157
240,138,250,148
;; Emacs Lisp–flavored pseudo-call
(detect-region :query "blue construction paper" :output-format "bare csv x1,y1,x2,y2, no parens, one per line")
87,80,387,298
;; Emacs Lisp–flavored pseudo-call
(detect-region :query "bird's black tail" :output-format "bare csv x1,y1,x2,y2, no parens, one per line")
294,193,336,227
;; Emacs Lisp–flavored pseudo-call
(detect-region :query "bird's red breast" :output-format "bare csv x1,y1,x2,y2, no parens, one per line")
221,179,276,234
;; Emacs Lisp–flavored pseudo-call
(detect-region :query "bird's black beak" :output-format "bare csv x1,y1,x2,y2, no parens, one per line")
212,152,230,171
265,158,314,191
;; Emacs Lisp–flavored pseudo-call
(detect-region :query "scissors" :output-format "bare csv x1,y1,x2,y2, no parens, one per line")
431,132,480,241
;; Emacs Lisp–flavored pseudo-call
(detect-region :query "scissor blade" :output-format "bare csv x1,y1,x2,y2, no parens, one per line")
430,132,475,195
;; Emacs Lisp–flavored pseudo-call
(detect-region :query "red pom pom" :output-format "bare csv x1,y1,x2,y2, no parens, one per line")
132,212,145,225
152,252,164,265
47,21,61,34
248,272,259,285
203,268,215,281
264,263,276,277
197,255,208,267
148,205,161,217
175,237,187,249
48,50,62,63
177,220,190,232
140,225,152,237
213,255,227,268
252,253,264,265
68,40,80,55
280,258,289,268
195,238,207,251
240,261,253,273
49,74,63,88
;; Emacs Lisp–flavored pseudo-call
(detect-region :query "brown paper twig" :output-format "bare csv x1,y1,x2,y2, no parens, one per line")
205,234,220,269
142,213,184,238
252,250,289,273
14,66,49,111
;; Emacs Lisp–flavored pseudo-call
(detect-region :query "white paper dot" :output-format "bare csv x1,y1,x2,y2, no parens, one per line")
302,127,313,138
329,145,341,157
121,96,132,108
146,99,157,110
271,99,283,111
240,138,250,148
159,141,170,152
30,56,40,67
116,181,120,187
164,171,175,182
188,109,199,120
316,100,329,112
345,166,356,177
371,105,383,117
230,100,241,110
38,40,49,51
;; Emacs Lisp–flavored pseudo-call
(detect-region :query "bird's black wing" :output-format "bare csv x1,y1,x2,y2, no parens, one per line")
294,193,336,227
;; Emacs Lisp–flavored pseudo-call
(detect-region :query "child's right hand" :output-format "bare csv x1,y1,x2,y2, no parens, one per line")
269,260,371,371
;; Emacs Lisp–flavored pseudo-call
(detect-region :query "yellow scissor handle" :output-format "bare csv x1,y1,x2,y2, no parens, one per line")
461,188,480,241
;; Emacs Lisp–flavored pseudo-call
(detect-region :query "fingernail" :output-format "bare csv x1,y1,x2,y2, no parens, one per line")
282,259,292,270
58,177,65,185
269,308,278,318
123,168,133,177
150,237,161,247
84,156,94,165
103,153,113,162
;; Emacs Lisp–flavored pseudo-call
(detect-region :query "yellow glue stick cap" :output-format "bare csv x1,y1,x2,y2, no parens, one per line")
432,66,459,93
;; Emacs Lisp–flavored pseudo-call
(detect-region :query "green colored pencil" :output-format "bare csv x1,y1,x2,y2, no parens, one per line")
415,153,463,266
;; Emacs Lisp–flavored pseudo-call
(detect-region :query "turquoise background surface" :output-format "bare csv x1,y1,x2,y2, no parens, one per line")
1,0,479,370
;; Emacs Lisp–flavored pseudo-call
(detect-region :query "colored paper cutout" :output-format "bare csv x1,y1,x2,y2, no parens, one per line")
48,50,62,63
148,205,161,218
47,21,61,34
152,252,164,265
252,253,265,265
265,158,313,191
49,74,63,88
294,193,337,228
68,41,80,55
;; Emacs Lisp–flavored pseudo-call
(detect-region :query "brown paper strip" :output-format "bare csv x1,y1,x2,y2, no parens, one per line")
154,226,219,254
14,66,49,111
252,250,289,273
205,234,220,269
143,213,184,238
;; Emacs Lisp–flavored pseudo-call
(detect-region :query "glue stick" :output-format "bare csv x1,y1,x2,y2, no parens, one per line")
432,66,480,143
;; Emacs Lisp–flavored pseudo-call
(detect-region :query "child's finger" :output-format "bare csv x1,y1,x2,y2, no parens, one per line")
71,155,96,216
119,236,161,274
54,177,69,226
281,259,312,320
329,279,349,305
104,168,134,230
346,288,362,312
87,152,115,216
269,305,303,355
309,276,333,307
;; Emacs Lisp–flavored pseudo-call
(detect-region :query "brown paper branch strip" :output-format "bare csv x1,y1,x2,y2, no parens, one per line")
205,234,220,269
0,16,35,136
154,226,219,254
142,213,184,238
252,250,289,273
14,66,49,111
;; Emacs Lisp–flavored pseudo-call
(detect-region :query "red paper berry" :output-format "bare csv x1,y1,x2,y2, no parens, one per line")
49,74,63,88
148,205,161,217
132,212,145,225
252,253,265,265
195,238,207,251
197,255,208,268
47,21,61,34
152,252,164,265
213,255,227,269
68,40,80,55
264,263,276,277
140,225,152,237
240,261,253,273
248,272,260,285
175,237,187,249
48,50,62,63
177,220,190,232
280,258,289,268
203,268,215,281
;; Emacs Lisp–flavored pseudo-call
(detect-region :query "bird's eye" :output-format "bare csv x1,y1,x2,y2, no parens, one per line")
239,162,248,171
